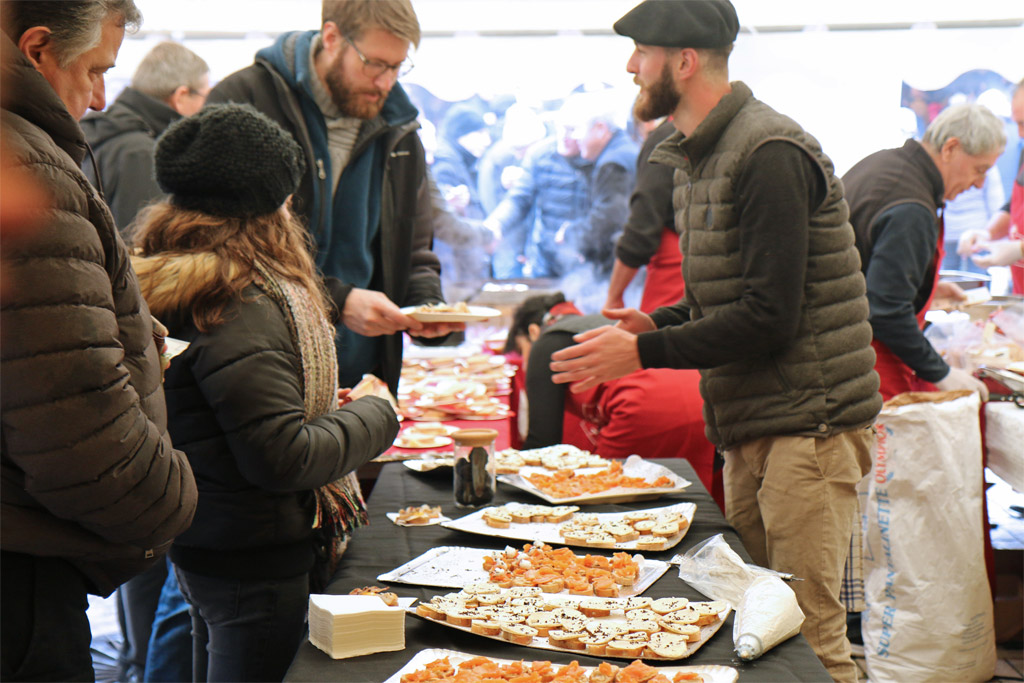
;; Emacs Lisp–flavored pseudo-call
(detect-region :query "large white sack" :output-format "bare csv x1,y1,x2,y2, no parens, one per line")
860,391,995,682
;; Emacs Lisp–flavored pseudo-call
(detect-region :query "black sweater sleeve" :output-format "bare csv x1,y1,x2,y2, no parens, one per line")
864,204,949,382
637,140,825,369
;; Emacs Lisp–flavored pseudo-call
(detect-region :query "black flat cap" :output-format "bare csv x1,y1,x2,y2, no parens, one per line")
613,0,739,48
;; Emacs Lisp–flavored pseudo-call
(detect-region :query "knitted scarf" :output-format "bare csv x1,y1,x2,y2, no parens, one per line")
252,262,369,591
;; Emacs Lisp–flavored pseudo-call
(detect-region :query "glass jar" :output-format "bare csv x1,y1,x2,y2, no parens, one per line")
452,428,498,508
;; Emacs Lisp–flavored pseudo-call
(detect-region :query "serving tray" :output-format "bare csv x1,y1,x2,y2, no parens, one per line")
383,648,739,683
377,546,669,597
442,502,696,552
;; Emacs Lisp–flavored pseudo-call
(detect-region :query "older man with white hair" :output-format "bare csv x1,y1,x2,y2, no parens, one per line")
844,103,1006,400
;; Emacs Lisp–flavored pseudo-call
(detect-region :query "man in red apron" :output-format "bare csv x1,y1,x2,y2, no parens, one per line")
962,81,1024,295
605,119,685,313
844,103,1004,401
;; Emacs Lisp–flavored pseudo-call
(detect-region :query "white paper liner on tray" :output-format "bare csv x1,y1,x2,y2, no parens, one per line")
406,594,732,662
377,546,669,597
498,455,691,505
441,502,697,552
384,648,739,683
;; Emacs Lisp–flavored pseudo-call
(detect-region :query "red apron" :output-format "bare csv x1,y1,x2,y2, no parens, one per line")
872,229,945,401
1009,172,1023,295
639,227,686,314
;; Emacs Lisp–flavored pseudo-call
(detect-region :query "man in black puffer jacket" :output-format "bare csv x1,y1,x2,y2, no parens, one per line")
1,3,197,679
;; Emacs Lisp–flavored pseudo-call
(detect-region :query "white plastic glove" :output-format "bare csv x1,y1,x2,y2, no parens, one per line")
957,229,989,256
971,240,1024,268
934,366,990,401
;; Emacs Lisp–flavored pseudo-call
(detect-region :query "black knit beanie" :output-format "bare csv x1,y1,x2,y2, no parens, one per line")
154,103,305,218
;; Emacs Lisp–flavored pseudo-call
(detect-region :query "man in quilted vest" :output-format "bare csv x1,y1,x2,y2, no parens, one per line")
550,1,882,680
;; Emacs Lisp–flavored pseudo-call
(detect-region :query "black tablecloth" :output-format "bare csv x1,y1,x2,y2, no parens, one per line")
285,460,831,682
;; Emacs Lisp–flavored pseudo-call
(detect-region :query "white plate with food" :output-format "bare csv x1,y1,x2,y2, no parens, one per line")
403,456,455,472
442,502,697,553
377,545,668,597
401,304,502,323
385,504,450,527
407,591,732,662
384,648,739,683
498,455,691,505
393,433,454,450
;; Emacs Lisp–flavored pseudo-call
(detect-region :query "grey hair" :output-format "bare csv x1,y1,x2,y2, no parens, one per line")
922,103,1007,156
1,0,142,68
131,42,209,101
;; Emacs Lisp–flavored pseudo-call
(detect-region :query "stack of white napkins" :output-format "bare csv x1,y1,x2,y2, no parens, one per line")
308,594,411,659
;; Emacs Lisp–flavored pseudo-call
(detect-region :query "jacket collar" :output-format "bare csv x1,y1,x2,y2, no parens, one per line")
677,81,753,166
112,87,180,136
0,33,87,165
899,138,946,208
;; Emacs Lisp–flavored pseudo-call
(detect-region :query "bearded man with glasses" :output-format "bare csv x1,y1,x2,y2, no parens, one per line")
208,0,475,399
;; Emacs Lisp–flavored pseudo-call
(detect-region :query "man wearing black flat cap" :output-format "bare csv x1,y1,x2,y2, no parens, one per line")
550,1,882,680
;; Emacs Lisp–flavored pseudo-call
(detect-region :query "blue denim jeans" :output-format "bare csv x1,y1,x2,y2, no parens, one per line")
143,559,192,682
174,567,308,683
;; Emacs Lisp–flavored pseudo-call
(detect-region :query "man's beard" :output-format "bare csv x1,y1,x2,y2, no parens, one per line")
634,62,681,122
325,54,388,119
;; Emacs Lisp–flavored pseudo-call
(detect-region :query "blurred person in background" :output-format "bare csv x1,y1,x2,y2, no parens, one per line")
554,90,638,282
483,103,593,279
81,38,210,683
132,103,400,682
604,117,684,312
1,1,198,679
960,79,1024,294
941,166,1003,274
429,101,496,293
82,41,210,239
206,0,463,398
845,103,1004,400
479,101,548,279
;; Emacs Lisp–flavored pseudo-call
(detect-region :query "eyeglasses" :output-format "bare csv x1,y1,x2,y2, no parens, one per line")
344,35,414,79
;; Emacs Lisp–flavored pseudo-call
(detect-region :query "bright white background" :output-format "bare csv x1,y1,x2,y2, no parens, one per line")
109,0,1024,175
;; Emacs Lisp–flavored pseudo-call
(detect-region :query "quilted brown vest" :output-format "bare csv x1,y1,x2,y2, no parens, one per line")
649,82,881,449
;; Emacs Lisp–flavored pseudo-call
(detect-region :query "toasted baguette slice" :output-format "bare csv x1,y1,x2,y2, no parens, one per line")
470,619,502,636
500,623,538,645
646,631,689,659
606,639,645,657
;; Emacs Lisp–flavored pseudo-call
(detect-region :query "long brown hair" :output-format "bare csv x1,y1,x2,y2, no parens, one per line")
133,201,331,332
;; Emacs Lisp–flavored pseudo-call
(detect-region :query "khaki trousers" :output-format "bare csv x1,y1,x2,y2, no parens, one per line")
723,428,873,683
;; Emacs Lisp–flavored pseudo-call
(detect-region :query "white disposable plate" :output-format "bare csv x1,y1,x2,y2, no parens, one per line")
403,457,454,472
377,546,669,597
400,305,502,323
385,511,452,527
383,648,739,683
498,455,691,505
392,434,454,449
442,502,697,552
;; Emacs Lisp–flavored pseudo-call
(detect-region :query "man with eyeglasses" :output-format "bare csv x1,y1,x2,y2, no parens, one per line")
82,41,210,239
208,0,468,398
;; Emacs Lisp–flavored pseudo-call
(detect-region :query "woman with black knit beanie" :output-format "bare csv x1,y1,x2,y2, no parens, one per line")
131,103,399,682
